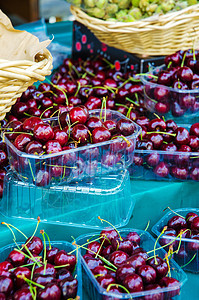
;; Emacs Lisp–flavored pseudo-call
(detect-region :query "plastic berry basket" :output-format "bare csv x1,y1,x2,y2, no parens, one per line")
76,229,187,300
0,241,82,299
3,109,141,187
1,169,135,229
128,124,199,182
152,208,199,273
141,65,199,123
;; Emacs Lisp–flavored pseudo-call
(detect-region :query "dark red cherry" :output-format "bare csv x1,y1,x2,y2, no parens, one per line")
37,283,61,300
171,101,185,117
86,241,102,257
190,167,199,181
92,127,111,144
85,96,101,110
177,66,193,82
84,257,103,271
0,262,13,272
132,248,149,260
144,284,163,300
109,251,129,267
33,274,55,285
34,263,56,277
189,135,199,150
33,124,54,143
187,236,199,252
46,247,59,264
167,215,187,232
186,212,198,227
13,267,31,288
71,124,89,145
13,102,28,117
6,120,23,140
86,117,103,131
172,80,188,90
23,116,44,132
92,266,108,277
25,236,43,255
116,264,135,283
13,133,32,151
36,169,50,187
190,216,199,232
147,256,168,279
174,127,190,146
45,140,62,154
126,232,140,245
159,277,180,297
190,123,199,137
171,166,188,180
123,274,143,293
179,94,195,109
101,245,113,259
69,106,89,124
28,107,42,117
13,287,32,300
154,162,169,178
111,238,133,255
54,250,76,272
148,118,166,132
116,119,135,136
103,120,117,134
7,250,25,267
157,71,172,86
97,274,115,289
125,254,146,271
149,133,163,149
0,276,13,295
137,265,156,284
59,277,78,299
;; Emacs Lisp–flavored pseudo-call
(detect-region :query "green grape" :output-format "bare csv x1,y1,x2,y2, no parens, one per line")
131,0,140,7
161,0,175,12
115,9,129,21
146,3,158,15
117,0,131,9
124,14,136,21
139,0,149,11
155,5,163,14
105,3,119,15
128,7,142,19
84,0,95,7
87,7,105,18
95,0,108,9
174,1,188,10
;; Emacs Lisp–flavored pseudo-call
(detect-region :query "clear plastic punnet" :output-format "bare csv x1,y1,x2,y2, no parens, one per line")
76,229,187,300
152,208,199,273
0,241,82,299
1,169,135,229
3,109,141,187
141,65,199,123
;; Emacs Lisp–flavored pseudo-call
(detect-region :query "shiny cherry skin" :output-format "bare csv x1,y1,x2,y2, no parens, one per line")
137,265,156,285
34,263,56,277
69,106,89,124
46,247,59,264
36,169,50,187
84,257,103,271
37,283,61,300
190,123,199,137
13,134,32,151
7,250,25,267
174,127,190,146
13,267,31,288
167,215,187,232
147,256,168,279
154,162,169,178
92,127,111,144
190,216,199,232
148,118,166,132
171,101,185,117
13,287,32,300
6,120,23,141
116,119,135,136
86,241,102,257
146,152,160,167
33,124,54,143
116,263,135,283
59,277,78,299
177,66,193,82
97,274,115,289
123,274,143,293
25,140,43,155
0,276,13,295
103,120,117,134
125,254,146,271
25,236,43,255
33,274,55,285
86,117,103,131
144,284,163,300
54,129,68,146
109,251,129,267
159,277,180,297
185,212,198,227
85,96,101,110
71,124,89,145
101,245,113,259
111,238,133,255
126,232,140,245
92,266,108,277
54,250,76,272
45,140,62,154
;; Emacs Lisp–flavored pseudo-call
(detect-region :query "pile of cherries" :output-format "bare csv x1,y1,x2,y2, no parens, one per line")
144,49,199,116
133,116,199,181
159,210,199,270
6,56,145,124
81,228,180,299
0,236,78,299
0,140,8,198
4,105,136,186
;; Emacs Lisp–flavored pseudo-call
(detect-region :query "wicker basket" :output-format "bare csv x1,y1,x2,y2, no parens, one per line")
0,49,52,120
71,4,199,57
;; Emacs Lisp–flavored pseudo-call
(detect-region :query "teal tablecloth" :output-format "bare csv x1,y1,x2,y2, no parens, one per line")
2,20,198,299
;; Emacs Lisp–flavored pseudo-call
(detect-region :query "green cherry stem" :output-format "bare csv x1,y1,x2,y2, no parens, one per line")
1,222,28,239
163,207,185,219
98,216,123,241
40,230,46,264
181,51,187,68
17,274,45,289
106,283,132,298
153,226,167,265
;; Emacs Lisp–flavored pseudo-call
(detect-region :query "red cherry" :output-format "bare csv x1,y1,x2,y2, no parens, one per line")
33,124,54,143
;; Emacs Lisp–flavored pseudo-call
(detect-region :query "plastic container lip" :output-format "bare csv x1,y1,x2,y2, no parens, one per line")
0,241,82,299
152,208,199,243
2,109,141,159
7,169,129,195
140,64,199,94
76,228,188,299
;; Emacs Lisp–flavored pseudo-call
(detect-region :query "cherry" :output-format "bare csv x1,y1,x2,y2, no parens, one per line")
13,267,31,288
111,238,133,255
85,96,101,110
167,215,187,232
25,236,43,255
155,102,170,114
185,212,198,227
12,102,28,117
97,274,115,289
148,119,166,132
171,166,188,180
54,250,76,272
0,276,13,295
13,134,32,151
28,107,42,117
179,94,195,109
190,167,199,181
92,127,111,144
7,250,25,267
92,266,108,277
137,139,153,150
33,274,55,285
171,101,185,117
45,140,62,154
146,152,160,167
13,287,32,300
0,262,13,272
101,245,113,259
84,257,103,270
189,135,199,150
86,117,103,131
33,124,54,143
6,120,23,141
71,124,89,145
190,216,199,232
86,241,102,257
116,119,135,136
157,71,172,86
144,284,163,300
147,256,168,279
123,274,143,293
46,247,59,264
23,116,44,132
103,120,117,134
59,277,78,299
187,236,199,252
126,232,140,245
109,251,129,267
190,123,199,137
116,264,135,283
125,254,146,271
166,119,178,131
154,162,169,178
36,169,50,186
137,265,156,285
177,66,193,82
69,106,88,124
34,264,56,277
159,277,180,297
38,283,61,300
154,86,169,102
174,127,190,146
132,248,149,260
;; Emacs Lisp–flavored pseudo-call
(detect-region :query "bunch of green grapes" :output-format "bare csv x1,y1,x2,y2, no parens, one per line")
69,0,198,21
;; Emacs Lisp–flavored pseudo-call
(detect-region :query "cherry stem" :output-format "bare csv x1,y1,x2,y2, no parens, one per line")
111,135,131,147
46,78,69,106
140,221,150,237
153,113,161,119
74,81,81,97
153,226,167,265
143,89,157,103
44,231,51,250
164,252,171,277
40,230,46,264
17,274,45,289
106,283,132,298
104,265,116,272
28,159,35,183
136,73,158,79
29,285,37,300
22,217,41,250
115,103,128,108
146,131,176,137
31,263,36,280
40,106,54,118
98,216,123,241
102,57,115,69
54,264,70,268
1,223,17,243
1,222,28,239
126,97,139,106
167,61,172,68
126,105,133,119
70,236,104,255
163,207,185,219
181,51,187,67
81,67,95,77
181,253,197,268
95,238,105,259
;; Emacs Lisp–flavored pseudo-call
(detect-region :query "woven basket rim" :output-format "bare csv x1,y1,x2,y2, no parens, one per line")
71,3,199,29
